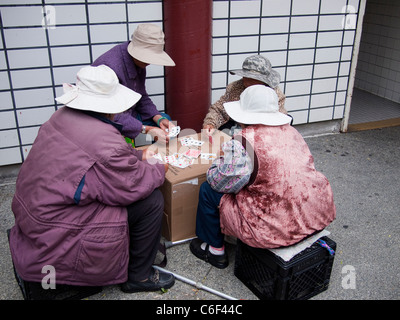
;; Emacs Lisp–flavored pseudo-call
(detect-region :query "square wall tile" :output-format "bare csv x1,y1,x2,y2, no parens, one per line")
88,3,126,23
10,69,52,89
291,16,318,33
213,1,229,19
285,95,310,112
145,78,164,95
17,106,55,127
146,65,164,78
3,28,47,49
289,110,309,125
0,129,19,148
212,72,228,88
48,26,89,46
0,6,43,27
285,80,311,96
0,72,10,90
289,33,316,49
53,5,87,25
313,62,339,78
291,0,320,15
288,49,315,65
90,24,127,44
14,88,54,109
264,51,287,68
51,46,91,66
317,31,344,47
230,18,260,36
128,2,163,21
0,148,21,166
262,0,291,16
213,20,229,37
7,48,49,69
310,92,335,108
321,0,348,14
231,0,260,18
20,126,40,145
315,47,341,63
312,78,337,93
229,36,259,53
333,105,345,119
308,107,334,122
260,34,288,51
286,65,313,81
212,55,228,72
0,92,13,111
213,38,228,55
318,15,345,31
261,17,290,34
0,111,16,130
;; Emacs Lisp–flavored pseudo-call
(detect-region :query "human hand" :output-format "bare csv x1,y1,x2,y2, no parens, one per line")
203,124,216,136
164,163,169,173
142,148,155,161
159,118,173,134
148,127,169,144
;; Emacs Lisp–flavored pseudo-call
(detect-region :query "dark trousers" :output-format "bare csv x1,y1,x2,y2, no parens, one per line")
195,182,225,248
126,189,164,282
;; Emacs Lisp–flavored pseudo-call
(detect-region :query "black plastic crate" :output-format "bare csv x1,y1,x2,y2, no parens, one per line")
7,229,102,300
234,236,336,300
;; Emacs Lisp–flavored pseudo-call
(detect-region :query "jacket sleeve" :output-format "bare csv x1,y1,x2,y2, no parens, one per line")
88,145,165,206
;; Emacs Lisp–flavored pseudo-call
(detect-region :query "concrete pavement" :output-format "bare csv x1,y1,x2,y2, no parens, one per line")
0,125,399,301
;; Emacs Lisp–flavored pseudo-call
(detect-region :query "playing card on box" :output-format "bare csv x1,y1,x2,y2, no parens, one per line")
183,149,202,158
200,153,217,160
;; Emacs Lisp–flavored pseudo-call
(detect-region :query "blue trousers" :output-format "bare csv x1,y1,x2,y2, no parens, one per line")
195,182,225,248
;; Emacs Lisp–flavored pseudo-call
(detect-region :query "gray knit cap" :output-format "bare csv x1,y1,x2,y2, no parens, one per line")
230,55,281,88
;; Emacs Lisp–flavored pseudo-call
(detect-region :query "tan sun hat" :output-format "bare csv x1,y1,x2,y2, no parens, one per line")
224,85,292,126
127,24,175,67
55,65,142,114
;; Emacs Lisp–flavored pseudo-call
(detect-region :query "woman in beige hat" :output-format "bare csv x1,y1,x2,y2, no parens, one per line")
203,55,289,135
93,24,176,144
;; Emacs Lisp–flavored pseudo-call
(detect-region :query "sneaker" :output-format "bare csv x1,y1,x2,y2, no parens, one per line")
189,238,229,269
120,267,175,293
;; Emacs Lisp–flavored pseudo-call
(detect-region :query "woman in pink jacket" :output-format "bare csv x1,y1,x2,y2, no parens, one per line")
191,85,336,269
9,65,175,293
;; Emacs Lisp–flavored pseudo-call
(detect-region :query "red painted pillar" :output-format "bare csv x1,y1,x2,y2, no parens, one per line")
163,0,212,132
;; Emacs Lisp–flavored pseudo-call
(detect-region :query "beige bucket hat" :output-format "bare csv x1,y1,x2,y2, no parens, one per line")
127,24,175,66
224,85,292,126
55,65,142,114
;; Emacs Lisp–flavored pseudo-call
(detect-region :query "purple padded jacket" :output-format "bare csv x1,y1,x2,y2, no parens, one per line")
9,107,165,286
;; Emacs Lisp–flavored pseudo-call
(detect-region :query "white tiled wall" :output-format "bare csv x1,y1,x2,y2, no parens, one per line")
354,0,400,103
0,0,362,166
211,0,361,128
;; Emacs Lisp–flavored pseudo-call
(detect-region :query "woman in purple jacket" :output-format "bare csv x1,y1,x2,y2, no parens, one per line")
9,65,175,293
92,24,176,144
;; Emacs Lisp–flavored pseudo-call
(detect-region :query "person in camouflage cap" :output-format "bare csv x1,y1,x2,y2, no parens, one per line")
203,55,288,133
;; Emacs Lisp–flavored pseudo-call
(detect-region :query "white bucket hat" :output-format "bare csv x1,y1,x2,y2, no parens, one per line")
127,24,175,67
223,85,292,126
55,65,142,114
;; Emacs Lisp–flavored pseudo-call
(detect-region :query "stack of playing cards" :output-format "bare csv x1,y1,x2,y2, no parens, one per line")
167,126,180,138
163,153,195,168
179,136,204,147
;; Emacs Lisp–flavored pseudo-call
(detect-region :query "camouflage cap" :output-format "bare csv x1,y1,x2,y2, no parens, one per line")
230,55,281,88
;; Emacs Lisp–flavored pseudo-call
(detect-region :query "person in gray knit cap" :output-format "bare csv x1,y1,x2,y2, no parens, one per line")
203,55,289,134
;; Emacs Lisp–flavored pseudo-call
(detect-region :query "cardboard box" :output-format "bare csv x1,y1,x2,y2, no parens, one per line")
140,130,231,242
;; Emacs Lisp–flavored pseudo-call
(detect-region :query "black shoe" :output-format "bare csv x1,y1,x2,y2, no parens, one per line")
190,238,228,269
120,268,175,293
